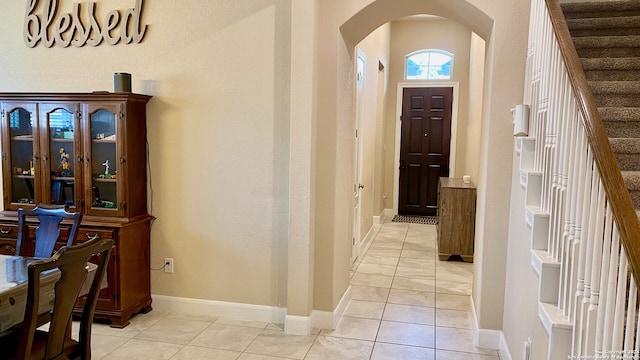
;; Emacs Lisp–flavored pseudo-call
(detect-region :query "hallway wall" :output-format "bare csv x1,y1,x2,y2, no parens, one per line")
333,0,531,339
504,148,551,359
353,25,391,248
465,33,485,185
0,0,294,309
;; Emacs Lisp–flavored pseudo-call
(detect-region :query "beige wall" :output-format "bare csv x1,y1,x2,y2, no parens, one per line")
471,0,529,333
503,150,550,359
0,0,538,350
0,0,294,308
354,25,390,243
313,0,356,312
288,0,317,320
465,33,485,184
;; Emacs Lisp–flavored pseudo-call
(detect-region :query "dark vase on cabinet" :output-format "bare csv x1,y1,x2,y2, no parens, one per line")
0,92,153,328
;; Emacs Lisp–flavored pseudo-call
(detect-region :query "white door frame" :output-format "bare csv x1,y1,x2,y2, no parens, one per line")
392,81,459,215
352,48,366,263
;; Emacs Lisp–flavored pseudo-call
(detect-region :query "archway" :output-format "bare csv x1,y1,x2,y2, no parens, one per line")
340,0,493,46
287,1,524,347
333,0,498,343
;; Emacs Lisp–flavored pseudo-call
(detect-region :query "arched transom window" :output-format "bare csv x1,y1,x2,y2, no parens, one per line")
405,49,453,80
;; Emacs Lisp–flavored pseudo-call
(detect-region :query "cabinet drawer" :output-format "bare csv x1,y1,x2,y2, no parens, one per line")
0,239,16,255
0,224,18,239
26,225,72,245
77,228,115,242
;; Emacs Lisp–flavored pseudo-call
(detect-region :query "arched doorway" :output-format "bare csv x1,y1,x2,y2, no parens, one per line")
287,1,528,348
337,0,493,309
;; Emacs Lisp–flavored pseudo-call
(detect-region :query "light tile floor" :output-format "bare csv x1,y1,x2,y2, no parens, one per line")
79,221,501,359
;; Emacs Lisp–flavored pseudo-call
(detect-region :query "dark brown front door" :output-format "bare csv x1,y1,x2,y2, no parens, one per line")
398,87,453,216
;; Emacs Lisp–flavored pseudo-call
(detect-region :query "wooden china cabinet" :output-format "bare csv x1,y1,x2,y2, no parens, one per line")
0,92,153,328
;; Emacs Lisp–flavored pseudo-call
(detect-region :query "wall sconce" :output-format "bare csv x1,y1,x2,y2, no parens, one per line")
511,104,529,137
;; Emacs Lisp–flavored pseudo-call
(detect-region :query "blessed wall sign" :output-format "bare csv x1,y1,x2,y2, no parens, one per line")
24,0,148,48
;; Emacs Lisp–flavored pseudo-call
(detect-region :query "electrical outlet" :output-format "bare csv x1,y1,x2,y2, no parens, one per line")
164,258,174,273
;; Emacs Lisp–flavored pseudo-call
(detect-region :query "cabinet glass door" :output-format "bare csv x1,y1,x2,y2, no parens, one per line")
86,104,123,216
42,104,80,209
2,104,38,210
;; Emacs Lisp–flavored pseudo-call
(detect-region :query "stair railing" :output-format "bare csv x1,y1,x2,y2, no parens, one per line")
524,0,640,357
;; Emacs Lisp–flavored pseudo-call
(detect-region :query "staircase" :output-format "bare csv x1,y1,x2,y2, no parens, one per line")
521,0,640,358
561,0,640,216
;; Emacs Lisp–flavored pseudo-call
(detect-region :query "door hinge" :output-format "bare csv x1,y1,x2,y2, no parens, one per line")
120,112,125,120
1,153,5,161
1,109,4,118
355,129,358,138
77,111,82,120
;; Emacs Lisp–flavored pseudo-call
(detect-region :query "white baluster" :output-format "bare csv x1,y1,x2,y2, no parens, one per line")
624,273,637,352
583,176,604,355
562,118,582,315
602,227,621,351
611,245,628,350
594,205,614,355
573,151,594,356
633,271,640,359
566,127,587,318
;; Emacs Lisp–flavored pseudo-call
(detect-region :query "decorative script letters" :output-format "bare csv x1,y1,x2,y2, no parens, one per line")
24,0,148,48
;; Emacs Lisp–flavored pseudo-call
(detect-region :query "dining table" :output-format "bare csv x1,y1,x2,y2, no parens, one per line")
0,254,100,335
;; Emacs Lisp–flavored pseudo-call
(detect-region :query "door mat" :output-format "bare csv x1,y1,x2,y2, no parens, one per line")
392,215,438,225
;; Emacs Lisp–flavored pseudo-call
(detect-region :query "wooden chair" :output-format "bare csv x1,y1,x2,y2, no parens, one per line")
0,237,113,360
15,204,82,258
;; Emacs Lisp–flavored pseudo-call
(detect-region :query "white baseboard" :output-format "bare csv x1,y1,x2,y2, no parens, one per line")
153,286,352,335
471,296,509,357
383,208,395,221
500,332,513,360
310,285,351,331
152,294,287,324
360,226,376,256
373,208,388,225
284,315,311,335
477,327,502,349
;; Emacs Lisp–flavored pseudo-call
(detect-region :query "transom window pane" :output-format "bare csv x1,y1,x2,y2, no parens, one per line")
406,50,453,80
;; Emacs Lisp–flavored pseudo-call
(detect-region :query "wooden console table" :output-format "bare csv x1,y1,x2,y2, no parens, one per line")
437,178,476,262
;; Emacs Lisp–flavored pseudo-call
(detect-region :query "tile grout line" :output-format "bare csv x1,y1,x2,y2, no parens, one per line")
101,222,492,360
